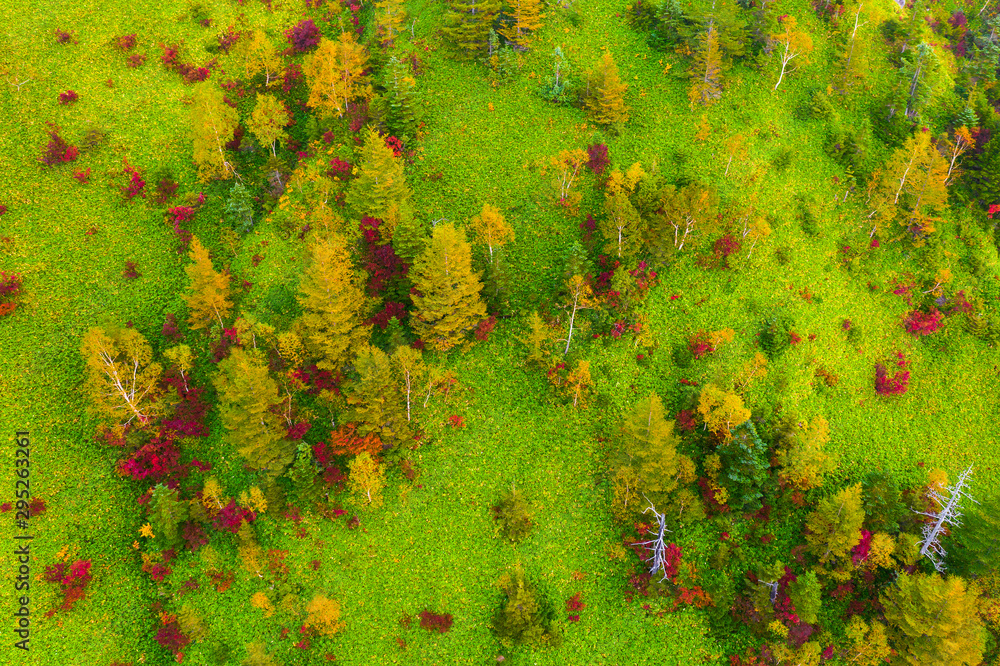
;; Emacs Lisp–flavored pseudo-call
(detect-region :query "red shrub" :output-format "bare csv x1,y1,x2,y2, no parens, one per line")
58,90,79,104
73,168,91,184
586,143,610,176
155,620,190,654
55,29,76,44
474,315,497,341
43,559,92,614
285,19,321,52
113,34,138,51
875,353,910,396
39,128,79,166
123,261,140,279
903,308,942,336
418,610,453,634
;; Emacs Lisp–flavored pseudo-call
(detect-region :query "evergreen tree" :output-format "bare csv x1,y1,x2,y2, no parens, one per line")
224,181,255,233
470,202,514,264
410,223,487,352
540,47,572,103
881,572,984,666
191,82,239,181
296,232,371,374
443,0,502,58
584,51,629,127
286,442,324,509
787,571,821,624
391,214,430,263
247,93,290,157
718,420,770,512
965,131,1000,206
346,125,414,236
213,347,294,475
149,483,189,548
500,0,544,46
892,42,947,122
346,344,409,443
304,33,371,118
618,394,690,511
805,483,865,564
688,20,723,106
183,236,232,331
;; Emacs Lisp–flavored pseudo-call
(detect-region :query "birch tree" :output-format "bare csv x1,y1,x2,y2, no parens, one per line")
770,16,813,91
561,274,596,355
304,33,371,118
191,83,239,181
392,345,425,422
81,326,163,433
805,483,865,564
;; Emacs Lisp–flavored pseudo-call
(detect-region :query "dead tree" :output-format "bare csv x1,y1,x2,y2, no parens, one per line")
914,464,977,572
634,497,672,581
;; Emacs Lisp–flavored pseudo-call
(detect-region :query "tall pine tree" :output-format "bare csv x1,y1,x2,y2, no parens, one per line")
296,232,371,374
584,51,629,127
688,21,723,107
410,223,487,352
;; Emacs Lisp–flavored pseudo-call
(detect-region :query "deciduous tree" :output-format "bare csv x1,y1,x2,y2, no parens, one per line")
470,202,514,264
500,0,544,46
560,274,596,355
237,30,282,86
296,232,371,373
881,572,984,666
443,0,502,58
870,130,949,242
213,347,293,475
305,33,371,118
584,51,629,126
410,223,487,352
348,452,385,507
375,0,407,48
305,593,346,635
81,326,162,432
248,94,290,157
346,344,409,443
770,16,813,91
696,384,750,440
775,415,836,490
601,190,643,258
392,345,425,422
689,20,723,106
346,126,413,235
805,483,865,564
183,236,232,331
549,148,588,210
191,83,239,181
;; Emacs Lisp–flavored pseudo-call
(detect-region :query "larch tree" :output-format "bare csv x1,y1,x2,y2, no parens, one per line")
346,125,414,237
470,202,514,264
688,20,723,106
881,572,985,666
770,15,813,91
149,484,188,548
500,0,544,46
442,0,502,58
805,483,865,564
304,32,371,118
213,347,294,476
81,326,163,433
183,236,232,331
584,51,629,127
410,222,487,352
347,344,409,443
620,394,689,506
375,0,407,48
238,30,282,86
191,82,239,181
247,94,290,157
844,617,892,666
296,232,371,374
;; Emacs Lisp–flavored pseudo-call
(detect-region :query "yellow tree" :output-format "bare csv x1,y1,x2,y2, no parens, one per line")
871,130,949,242
183,236,232,331
564,360,593,408
392,345,425,422
697,384,750,440
304,594,346,636
688,20,723,107
601,190,643,258
770,16,813,91
346,125,414,236
213,347,293,475
443,0,502,57
237,30,282,86
775,416,837,490
805,483,865,564
410,223,487,351
549,148,588,210
375,0,407,48
191,83,239,181
248,94,290,157
296,232,371,373
561,274,597,355
500,0,544,46
470,202,514,264
585,51,629,126
305,33,371,118
348,452,385,507
942,125,974,185
81,326,162,433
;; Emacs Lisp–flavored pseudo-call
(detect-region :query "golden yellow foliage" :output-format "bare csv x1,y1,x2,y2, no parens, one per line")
305,593,345,636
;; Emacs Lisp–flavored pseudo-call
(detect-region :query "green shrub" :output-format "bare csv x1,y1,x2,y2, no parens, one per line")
759,315,794,361
493,563,558,648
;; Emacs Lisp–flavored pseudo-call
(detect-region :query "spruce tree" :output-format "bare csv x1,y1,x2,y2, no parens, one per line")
296,232,371,374
805,483,865,564
224,181,255,233
410,223,487,352
346,125,414,237
881,572,984,666
184,236,232,331
584,51,629,127
213,347,294,475
384,57,420,141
